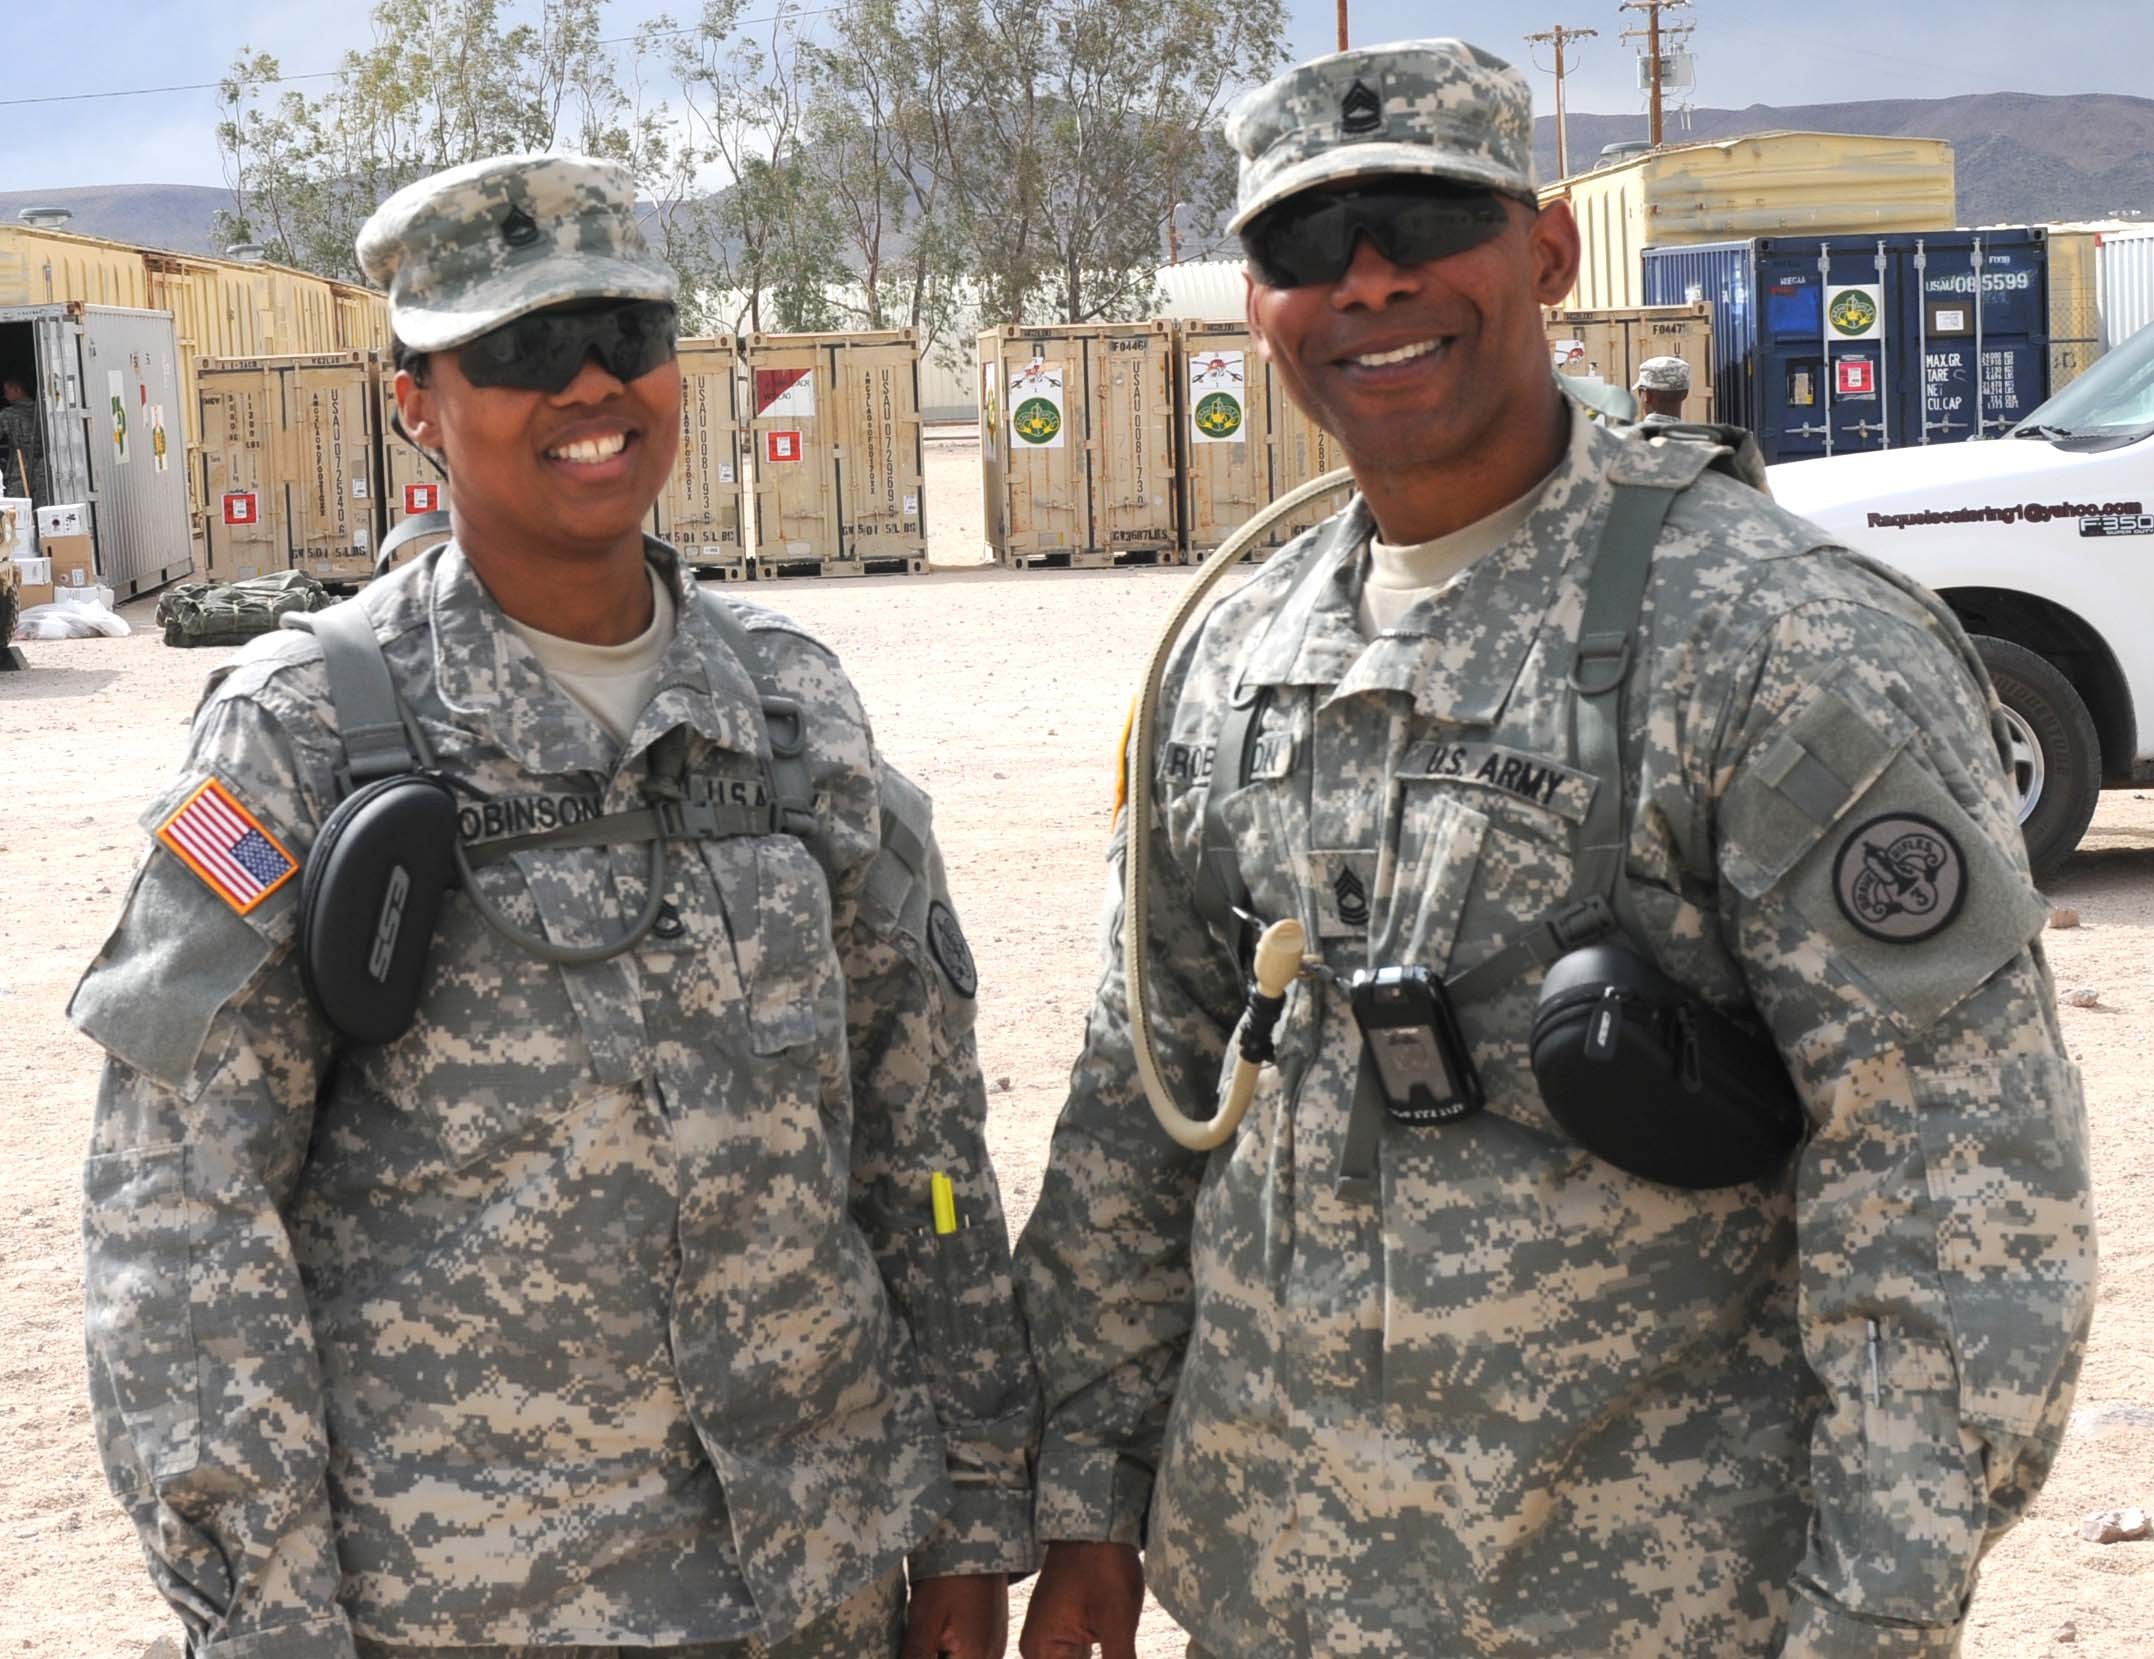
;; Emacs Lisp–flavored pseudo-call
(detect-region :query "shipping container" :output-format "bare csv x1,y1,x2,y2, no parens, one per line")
0,302,193,596
196,352,381,587
654,336,748,576
1544,132,1957,312
979,322,1180,567
2096,225,2154,351
376,362,449,558
1546,304,1715,423
745,329,925,576
1642,229,2050,464
1175,319,1353,557
0,226,386,549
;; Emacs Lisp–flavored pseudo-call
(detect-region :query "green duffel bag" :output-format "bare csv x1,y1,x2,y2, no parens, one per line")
157,570,333,647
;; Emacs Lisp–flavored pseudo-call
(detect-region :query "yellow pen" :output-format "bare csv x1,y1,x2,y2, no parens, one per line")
931,1172,959,1236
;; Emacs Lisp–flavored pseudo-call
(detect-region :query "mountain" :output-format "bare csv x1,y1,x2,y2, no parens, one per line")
11,90,2154,267
0,183,234,256
1534,92,2154,225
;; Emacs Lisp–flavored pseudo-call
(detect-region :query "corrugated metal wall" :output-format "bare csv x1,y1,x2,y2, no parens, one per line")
2098,228,2154,350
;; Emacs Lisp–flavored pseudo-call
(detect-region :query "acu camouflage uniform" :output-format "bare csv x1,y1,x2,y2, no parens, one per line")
1020,45,2094,1654
75,148,1036,1659
1016,407,2097,1658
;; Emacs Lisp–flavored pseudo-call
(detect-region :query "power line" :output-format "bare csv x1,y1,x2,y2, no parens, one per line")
1619,0,1693,150
0,7,845,111
1525,24,1597,179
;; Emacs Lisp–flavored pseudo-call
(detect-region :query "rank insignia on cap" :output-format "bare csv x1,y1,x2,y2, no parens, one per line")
1831,812,1966,944
926,900,978,999
501,207,541,247
156,778,299,915
1340,79,1383,135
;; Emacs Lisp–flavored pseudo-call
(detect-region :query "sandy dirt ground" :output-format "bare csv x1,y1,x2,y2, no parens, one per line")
2,434,2149,1656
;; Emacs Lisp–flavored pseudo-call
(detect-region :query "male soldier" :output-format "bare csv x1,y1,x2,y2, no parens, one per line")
1016,40,2094,1659
1634,353,1692,420
74,154,1034,1659
0,373,43,505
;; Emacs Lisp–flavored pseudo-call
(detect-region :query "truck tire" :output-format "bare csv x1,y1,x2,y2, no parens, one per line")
0,585,18,653
1971,635,2101,881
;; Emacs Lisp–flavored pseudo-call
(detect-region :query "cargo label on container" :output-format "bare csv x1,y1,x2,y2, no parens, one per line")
109,370,129,463
755,367,816,418
223,492,259,525
1837,358,1876,397
767,430,803,463
1010,360,1065,448
405,483,440,514
1827,285,1885,340
1189,351,1247,444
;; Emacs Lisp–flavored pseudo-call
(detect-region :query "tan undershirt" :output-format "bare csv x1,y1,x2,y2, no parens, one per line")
1357,407,1587,636
505,566,677,748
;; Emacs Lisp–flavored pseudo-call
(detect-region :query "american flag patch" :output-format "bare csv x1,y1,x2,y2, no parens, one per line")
156,778,299,914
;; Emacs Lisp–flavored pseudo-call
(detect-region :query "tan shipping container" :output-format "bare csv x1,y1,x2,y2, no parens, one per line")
745,329,924,576
282,353,379,585
376,362,449,570
1544,132,1957,311
979,322,1180,567
197,359,283,583
1546,303,1716,424
1176,320,1353,557
654,335,749,577
2042,225,2108,393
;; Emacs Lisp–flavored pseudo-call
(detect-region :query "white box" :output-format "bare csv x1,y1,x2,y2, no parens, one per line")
54,583,115,610
14,555,51,585
36,503,87,538
0,497,30,560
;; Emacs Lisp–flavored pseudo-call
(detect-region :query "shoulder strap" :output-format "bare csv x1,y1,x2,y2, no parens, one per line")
374,509,452,579
307,600,418,793
699,591,820,844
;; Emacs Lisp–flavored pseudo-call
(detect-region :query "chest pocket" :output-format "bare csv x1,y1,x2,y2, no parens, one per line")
1192,694,1310,935
698,834,832,1056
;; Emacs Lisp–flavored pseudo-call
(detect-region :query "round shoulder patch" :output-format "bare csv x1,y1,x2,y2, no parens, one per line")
1831,813,1969,944
926,900,978,999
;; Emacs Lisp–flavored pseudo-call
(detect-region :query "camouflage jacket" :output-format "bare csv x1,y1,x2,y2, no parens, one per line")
1015,413,2096,1657
73,543,1037,1657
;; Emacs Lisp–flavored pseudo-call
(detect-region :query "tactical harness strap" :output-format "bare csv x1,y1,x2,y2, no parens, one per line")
299,583,821,967
1192,481,1679,999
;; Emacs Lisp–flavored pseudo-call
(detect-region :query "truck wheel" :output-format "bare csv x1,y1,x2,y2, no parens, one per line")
0,586,18,651
1971,635,2100,880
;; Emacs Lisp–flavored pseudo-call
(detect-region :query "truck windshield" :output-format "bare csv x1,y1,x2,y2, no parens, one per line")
2013,323,2154,439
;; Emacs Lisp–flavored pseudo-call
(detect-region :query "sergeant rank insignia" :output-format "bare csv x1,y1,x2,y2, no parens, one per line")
156,777,300,914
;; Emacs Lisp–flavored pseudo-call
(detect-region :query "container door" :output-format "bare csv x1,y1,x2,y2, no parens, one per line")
285,358,375,582
200,364,281,581
1908,235,2048,445
833,338,924,564
1268,372,1353,546
1182,328,1266,553
1754,243,1891,463
663,338,747,570
750,344,838,566
378,360,450,550
1088,330,1176,557
14,309,94,510
1003,344,1086,556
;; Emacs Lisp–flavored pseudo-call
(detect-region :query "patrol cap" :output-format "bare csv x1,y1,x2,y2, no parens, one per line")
1634,355,1692,391
357,153,679,353
1225,40,1536,233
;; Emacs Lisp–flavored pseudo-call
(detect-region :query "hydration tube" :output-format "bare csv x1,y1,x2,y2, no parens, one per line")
1124,466,1355,1151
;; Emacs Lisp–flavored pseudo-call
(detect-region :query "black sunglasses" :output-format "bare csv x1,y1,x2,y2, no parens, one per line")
457,300,680,393
1241,184,1518,290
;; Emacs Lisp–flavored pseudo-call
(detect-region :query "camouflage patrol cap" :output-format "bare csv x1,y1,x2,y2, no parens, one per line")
357,153,679,353
1634,355,1692,391
1225,40,1535,233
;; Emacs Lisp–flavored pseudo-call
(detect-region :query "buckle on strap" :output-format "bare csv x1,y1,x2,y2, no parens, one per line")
761,696,806,759
1545,895,1618,957
1569,630,1631,697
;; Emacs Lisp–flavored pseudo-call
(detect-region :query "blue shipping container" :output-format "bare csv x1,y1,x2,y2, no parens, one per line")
1641,230,2051,464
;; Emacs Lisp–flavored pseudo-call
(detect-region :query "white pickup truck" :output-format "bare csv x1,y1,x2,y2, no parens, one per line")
1767,323,2154,877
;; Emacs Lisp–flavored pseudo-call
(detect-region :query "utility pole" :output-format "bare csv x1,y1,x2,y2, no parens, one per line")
1337,0,1348,51
1525,24,1598,179
1619,0,1692,150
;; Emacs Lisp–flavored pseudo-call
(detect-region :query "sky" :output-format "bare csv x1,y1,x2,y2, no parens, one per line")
6,0,2152,194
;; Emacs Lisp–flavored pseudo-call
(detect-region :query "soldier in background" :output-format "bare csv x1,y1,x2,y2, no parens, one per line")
0,374,43,507
1015,38,2094,1659
1634,353,1693,420
73,154,1034,1659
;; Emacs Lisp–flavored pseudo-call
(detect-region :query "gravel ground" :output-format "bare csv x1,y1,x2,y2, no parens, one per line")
2,436,2147,1656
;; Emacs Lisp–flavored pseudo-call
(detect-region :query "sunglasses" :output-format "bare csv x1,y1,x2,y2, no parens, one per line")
456,300,680,393
1241,185,1517,290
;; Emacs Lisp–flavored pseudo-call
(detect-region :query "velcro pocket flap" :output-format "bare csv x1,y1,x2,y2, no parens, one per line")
1720,683,1915,900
